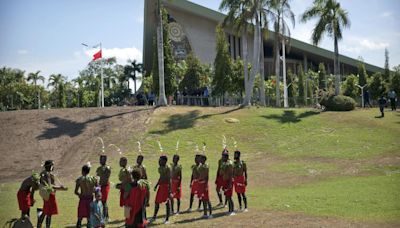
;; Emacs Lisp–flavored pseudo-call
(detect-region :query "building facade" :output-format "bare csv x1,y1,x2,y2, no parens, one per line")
143,0,383,79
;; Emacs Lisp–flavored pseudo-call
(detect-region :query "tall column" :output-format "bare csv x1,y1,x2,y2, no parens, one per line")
303,53,308,72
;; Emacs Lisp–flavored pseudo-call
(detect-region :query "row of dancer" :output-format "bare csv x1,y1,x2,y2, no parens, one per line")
16,146,248,227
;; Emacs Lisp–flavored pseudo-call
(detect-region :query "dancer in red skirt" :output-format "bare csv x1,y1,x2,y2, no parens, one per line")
117,157,131,208
75,164,97,228
187,154,202,212
198,154,213,219
37,160,68,228
220,150,235,215
170,154,182,214
233,150,248,211
125,169,149,228
150,155,171,224
215,150,226,207
96,155,111,221
17,172,40,220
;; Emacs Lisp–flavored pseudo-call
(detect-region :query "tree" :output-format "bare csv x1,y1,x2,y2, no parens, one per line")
155,0,167,106
343,74,358,98
271,0,296,108
152,8,177,100
318,63,326,90
179,53,203,95
383,48,390,83
48,74,66,108
369,72,386,100
124,60,143,94
390,65,400,95
298,64,305,104
357,62,368,87
27,70,45,109
212,25,233,97
220,0,273,107
301,0,350,95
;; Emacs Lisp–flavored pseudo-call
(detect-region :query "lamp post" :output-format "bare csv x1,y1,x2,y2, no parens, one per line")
356,83,367,108
82,42,104,108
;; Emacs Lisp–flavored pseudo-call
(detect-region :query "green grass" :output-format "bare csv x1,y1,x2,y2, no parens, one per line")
267,161,338,175
250,174,400,222
1,107,399,226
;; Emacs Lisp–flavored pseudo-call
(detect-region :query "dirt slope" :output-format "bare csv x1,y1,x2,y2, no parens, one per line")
0,107,154,182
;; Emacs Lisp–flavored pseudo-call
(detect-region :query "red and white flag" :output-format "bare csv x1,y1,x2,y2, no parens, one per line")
93,49,102,61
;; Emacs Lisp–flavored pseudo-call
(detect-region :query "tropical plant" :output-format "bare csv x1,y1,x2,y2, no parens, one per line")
212,25,233,97
270,0,295,107
48,74,67,108
124,60,143,94
152,8,177,100
301,0,350,95
220,0,274,107
27,70,45,109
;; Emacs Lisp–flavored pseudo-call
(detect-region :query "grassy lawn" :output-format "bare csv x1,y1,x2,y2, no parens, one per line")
1,107,399,227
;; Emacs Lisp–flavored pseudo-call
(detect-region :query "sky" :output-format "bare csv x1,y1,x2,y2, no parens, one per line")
0,0,399,87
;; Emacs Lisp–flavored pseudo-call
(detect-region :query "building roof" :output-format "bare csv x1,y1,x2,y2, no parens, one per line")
143,0,384,74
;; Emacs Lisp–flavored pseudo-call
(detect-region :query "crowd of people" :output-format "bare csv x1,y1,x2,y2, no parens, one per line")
16,146,248,228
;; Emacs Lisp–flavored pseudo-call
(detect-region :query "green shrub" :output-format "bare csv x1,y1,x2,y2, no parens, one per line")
320,95,356,111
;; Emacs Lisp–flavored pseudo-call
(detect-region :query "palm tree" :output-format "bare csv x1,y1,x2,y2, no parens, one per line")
220,0,251,103
271,0,295,108
48,74,66,108
301,0,350,95
27,70,45,109
220,0,273,107
124,60,143,94
156,0,168,106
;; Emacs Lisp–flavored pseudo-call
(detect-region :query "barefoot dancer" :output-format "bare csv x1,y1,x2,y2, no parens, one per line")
117,157,131,208
17,172,40,220
37,160,68,228
233,150,248,211
188,153,202,212
96,155,111,221
170,154,182,214
151,154,171,224
125,169,149,228
220,150,235,215
198,144,212,219
75,164,97,228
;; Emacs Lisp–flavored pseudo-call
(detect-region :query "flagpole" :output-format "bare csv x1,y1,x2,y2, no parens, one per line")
100,42,104,108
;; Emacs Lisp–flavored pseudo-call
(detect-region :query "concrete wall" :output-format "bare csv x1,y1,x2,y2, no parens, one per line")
166,5,255,67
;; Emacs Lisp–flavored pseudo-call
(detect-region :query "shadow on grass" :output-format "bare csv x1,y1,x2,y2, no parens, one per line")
262,110,320,124
150,107,242,135
374,115,384,119
38,107,153,140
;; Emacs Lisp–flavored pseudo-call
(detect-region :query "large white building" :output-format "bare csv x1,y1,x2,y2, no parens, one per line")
143,0,383,78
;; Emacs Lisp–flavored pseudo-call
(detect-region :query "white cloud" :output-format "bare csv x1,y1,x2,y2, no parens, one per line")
341,36,388,54
84,46,142,65
17,49,28,55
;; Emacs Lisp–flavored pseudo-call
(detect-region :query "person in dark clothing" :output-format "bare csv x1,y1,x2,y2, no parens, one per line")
388,90,397,111
363,90,372,108
378,95,387,117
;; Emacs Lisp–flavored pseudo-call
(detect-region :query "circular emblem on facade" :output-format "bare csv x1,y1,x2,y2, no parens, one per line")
168,22,184,42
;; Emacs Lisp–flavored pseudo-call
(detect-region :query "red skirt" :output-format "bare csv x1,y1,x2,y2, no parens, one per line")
101,183,110,203
197,180,209,201
120,189,125,207
17,190,31,212
234,175,246,194
215,175,223,191
222,179,233,197
155,183,169,204
171,179,181,199
43,193,58,215
191,179,199,195
78,195,93,218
